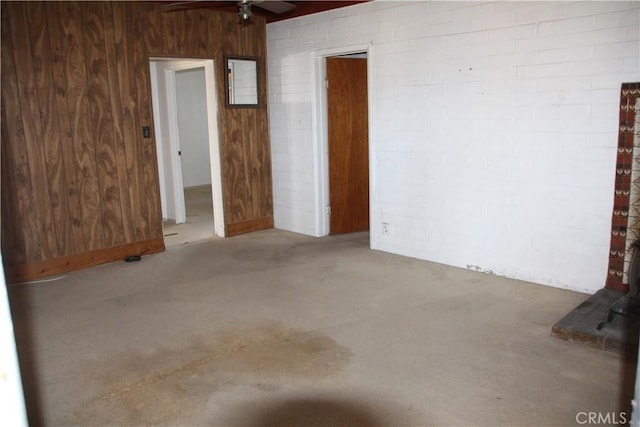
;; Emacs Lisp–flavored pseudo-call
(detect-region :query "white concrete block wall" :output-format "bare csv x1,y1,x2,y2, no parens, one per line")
267,0,640,293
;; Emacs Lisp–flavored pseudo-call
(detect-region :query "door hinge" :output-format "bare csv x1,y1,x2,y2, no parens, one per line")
326,205,331,216
178,150,181,156
325,78,329,89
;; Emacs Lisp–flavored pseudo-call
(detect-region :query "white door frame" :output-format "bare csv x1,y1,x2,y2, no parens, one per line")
150,58,225,238
164,64,188,225
310,44,374,238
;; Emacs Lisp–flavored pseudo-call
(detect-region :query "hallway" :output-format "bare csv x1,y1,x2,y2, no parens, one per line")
162,185,216,246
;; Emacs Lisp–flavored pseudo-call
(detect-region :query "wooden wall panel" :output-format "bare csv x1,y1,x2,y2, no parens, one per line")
184,9,200,56
8,2,59,261
102,1,134,244
83,1,126,247
1,4,42,264
1,105,20,264
46,1,87,255
160,10,177,53
60,1,107,251
26,2,74,257
135,3,164,243
130,3,155,241
196,11,210,57
1,1,274,281
111,2,149,242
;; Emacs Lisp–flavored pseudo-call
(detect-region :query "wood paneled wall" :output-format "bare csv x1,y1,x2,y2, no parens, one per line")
1,1,273,282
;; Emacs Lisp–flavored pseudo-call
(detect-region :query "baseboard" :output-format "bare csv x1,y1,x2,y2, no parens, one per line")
4,238,165,284
226,216,274,237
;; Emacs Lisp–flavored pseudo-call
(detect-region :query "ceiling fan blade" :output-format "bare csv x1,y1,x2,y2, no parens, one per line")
162,1,210,13
253,1,296,15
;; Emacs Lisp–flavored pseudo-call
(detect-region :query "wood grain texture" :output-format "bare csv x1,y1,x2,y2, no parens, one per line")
1,4,38,265
226,216,274,237
1,101,27,265
111,2,149,243
46,1,87,255
1,1,273,278
8,1,59,261
196,10,210,57
160,9,177,53
102,1,134,243
138,2,164,242
5,238,165,284
184,8,200,57
327,57,369,234
60,1,107,251
26,2,75,257
82,1,125,247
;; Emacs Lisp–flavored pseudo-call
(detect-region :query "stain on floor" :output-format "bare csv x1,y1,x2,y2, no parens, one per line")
73,321,352,425
231,397,386,427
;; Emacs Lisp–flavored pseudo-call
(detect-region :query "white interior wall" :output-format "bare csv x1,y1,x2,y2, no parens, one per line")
175,68,212,188
0,258,28,427
267,0,640,293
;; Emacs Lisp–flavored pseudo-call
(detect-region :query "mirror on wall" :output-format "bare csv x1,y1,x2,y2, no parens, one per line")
225,56,259,108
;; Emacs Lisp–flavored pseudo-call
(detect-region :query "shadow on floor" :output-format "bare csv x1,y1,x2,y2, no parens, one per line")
249,398,382,427
226,396,407,427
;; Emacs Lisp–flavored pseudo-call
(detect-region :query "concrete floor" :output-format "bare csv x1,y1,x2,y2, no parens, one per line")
162,185,216,246
7,230,637,426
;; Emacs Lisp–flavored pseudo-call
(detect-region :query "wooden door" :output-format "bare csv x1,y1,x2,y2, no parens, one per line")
327,57,369,235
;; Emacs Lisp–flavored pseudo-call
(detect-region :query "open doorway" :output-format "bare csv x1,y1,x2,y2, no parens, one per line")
168,67,214,245
149,58,225,245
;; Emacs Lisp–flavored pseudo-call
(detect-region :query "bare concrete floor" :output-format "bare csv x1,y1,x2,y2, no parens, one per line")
163,185,216,246
7,230,637,426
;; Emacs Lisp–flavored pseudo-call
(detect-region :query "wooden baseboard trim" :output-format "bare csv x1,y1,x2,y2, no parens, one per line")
226,216,274,237
4,238,165,284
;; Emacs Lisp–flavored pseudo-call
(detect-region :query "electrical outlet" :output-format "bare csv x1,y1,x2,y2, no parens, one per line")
382,222,391,235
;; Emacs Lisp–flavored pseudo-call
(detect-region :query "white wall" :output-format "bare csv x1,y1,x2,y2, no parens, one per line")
0,258,29,427
175,68,212,188
267,0,640,293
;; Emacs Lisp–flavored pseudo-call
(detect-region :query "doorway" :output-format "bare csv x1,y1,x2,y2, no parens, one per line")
149,58,225,244
311,47,371,237
326,55,369,235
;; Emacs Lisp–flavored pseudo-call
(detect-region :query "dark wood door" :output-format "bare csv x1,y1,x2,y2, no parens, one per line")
327,57,369,235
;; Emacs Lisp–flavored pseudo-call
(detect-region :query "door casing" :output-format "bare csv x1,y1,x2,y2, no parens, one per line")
327,56,369,234
149,58,225,238
311,44,373,238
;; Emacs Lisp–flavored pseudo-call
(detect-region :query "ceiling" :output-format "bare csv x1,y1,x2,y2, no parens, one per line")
161,1,370,23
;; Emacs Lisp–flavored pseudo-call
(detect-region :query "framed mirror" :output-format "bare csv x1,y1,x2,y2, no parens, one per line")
225,55,259,108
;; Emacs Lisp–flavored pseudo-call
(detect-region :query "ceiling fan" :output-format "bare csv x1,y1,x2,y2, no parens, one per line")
164,1,297,21
238,0,297,21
